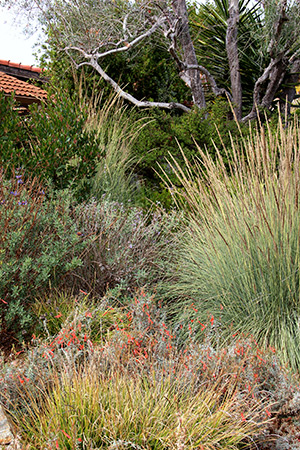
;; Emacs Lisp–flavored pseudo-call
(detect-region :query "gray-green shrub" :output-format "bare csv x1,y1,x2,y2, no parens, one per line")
71,200,180,297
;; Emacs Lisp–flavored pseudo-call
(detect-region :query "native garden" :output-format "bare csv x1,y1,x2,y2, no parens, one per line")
1,0,300,448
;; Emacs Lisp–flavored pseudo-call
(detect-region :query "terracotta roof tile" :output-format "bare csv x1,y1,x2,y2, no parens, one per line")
0,71,48,100
0,60,43,73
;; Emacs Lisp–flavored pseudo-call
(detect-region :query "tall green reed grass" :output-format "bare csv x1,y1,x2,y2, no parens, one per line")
82,90,149,204
161,114,300,371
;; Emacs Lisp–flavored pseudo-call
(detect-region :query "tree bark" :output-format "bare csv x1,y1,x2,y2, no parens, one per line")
242,57,287,121
172,0,206,109
241,0,292,122
278,59,300,116
226,0,242,120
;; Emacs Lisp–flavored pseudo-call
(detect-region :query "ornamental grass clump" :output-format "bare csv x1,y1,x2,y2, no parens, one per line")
12,367,264,450
84,93,146,205
162,114,300,371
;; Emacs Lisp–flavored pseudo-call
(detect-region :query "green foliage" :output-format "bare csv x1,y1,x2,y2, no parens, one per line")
133,99,248,202
24,88,100,193
0,88,100,198
0,174,87,341
0,92,25,157
162,114,300,372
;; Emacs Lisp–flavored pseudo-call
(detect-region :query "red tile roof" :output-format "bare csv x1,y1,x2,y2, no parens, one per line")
0,71,47,100
0,59,43,74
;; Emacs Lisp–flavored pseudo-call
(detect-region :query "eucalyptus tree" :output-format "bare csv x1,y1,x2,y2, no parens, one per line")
42,0,229,112
3,0,300,120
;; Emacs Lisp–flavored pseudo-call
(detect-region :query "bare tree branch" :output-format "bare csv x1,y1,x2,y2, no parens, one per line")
63,13,192,112
73,57,191,112
162,2,230,108
75,16,166,58
241,57,281,121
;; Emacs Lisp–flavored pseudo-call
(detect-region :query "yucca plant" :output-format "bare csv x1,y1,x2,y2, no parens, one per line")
191,0,263,112
161,114,300,371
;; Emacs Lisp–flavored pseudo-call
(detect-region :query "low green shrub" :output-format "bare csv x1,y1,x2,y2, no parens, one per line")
162,114,300,372
0,173,87,342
